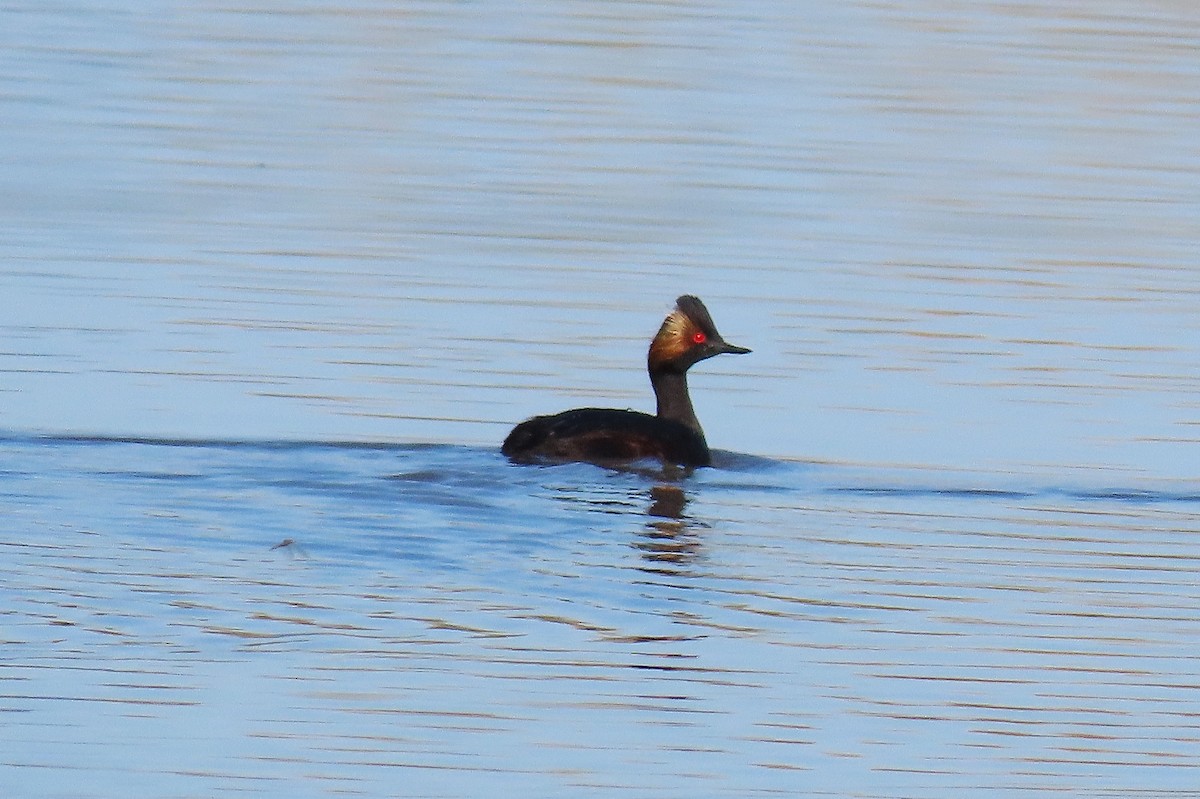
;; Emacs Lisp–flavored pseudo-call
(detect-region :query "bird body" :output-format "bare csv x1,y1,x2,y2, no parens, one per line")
502,296,749,467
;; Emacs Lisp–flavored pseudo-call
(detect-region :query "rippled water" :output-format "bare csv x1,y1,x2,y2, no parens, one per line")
3,0,1200,796
4,435,1200,797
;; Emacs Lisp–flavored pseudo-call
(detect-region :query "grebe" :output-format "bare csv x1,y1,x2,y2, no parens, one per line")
502,295,750,466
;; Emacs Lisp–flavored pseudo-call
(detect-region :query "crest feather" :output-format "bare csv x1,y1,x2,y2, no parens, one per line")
648,303,700,367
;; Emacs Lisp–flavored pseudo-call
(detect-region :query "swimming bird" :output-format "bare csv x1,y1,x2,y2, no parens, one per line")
502,295,750,466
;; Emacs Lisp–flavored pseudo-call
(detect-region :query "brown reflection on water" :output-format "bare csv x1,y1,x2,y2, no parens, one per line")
634,484,705,575
542,472,707,574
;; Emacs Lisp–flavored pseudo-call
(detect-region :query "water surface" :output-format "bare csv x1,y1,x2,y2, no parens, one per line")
3,1,1200,797
4,435,1200,797
2,0,1198,477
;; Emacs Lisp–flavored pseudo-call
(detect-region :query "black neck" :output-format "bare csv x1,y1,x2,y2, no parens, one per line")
651,368,705,440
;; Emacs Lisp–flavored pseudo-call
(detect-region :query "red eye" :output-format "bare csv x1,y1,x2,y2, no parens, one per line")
691,331,707,345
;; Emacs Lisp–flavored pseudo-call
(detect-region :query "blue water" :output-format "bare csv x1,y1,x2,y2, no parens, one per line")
4,435,1200,797
4,0,1200,796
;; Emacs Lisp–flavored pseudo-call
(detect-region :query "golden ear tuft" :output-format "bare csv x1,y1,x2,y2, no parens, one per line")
648,309,696,366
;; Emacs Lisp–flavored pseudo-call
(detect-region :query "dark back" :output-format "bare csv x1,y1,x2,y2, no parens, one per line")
502,408,710,466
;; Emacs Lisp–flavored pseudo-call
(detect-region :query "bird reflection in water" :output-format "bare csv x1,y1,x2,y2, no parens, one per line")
633,484,704,575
